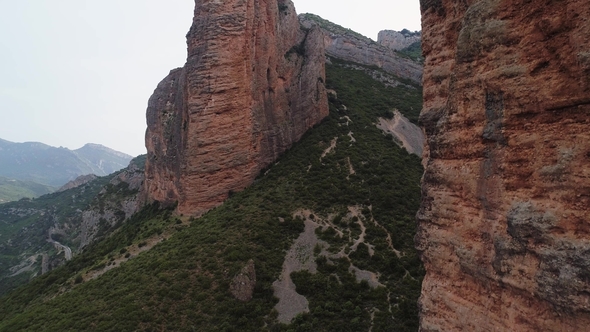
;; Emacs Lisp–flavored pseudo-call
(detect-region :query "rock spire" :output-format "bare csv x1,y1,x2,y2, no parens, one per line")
144,0,329,215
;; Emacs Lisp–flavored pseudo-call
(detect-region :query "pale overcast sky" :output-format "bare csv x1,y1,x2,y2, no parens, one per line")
0,1,421,157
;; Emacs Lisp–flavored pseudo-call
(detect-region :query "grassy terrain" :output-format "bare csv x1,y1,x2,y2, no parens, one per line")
0,62,424,331
0,177,55,203
327,57,422,124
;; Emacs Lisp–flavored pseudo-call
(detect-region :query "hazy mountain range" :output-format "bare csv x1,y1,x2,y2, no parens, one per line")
0,138,133,202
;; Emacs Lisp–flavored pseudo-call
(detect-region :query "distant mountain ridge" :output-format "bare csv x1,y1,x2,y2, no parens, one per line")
0,139,133,187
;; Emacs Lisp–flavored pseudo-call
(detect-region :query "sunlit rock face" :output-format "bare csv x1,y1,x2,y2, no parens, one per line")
143,0,328,215
417,0,590,330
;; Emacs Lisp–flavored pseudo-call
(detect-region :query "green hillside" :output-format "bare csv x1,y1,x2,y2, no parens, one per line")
0,62,424,331
0,156,146,296
0,175,114,295
0,177,55,203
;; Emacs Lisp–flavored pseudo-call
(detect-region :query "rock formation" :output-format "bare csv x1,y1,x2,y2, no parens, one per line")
299,14,423,84
57,174,98,192
0,156,145,295
80,157,145,248
417,0,590,330
378,30,421,51
229,259,256,302
144,0,329,215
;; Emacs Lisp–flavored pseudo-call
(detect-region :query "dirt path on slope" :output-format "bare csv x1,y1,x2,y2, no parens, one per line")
320,137,338,161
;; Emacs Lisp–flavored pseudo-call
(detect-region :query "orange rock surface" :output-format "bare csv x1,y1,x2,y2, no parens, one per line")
144,0,328,215
418,0,590,330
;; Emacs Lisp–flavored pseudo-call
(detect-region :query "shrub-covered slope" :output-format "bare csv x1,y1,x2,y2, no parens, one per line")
0,62,423,331
0,156,145,296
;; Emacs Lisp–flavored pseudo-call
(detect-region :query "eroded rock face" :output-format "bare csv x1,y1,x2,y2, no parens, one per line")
80,159,145,249
144,0,329,215
299,14,423,84
378,30,421,51
418,0,590,330
57,174,98,193
230,259,256,302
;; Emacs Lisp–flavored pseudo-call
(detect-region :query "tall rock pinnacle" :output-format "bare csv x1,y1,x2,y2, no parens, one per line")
143,0,329,215
418,0,590,330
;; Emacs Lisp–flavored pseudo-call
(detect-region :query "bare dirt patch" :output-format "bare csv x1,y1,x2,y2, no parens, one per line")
273,210,327,323
273,207,390,323
376,110,425,156
320,137,338,161
346,157,356,180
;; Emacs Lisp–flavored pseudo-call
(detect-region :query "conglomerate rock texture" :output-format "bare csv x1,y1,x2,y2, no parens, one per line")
417,0,590,331
144,0,328,215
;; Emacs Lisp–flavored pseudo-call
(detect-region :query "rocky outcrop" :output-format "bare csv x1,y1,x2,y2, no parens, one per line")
229,259,256,302
378,30,421,51
417,0,590,331
57,174,98,192
79,157,145,248
144,0,329,216
299,14,423,84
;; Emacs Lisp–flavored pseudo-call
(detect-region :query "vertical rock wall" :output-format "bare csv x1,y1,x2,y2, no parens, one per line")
144,0,328,215
418,0,590,330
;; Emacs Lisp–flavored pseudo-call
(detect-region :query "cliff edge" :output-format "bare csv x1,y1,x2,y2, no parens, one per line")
144,0,329,215
378,29,421,51
418,0,590,330
299,14,423,84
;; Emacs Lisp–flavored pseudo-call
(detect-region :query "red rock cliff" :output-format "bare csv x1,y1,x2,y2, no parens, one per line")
418,0,590,330
144,0,328,215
